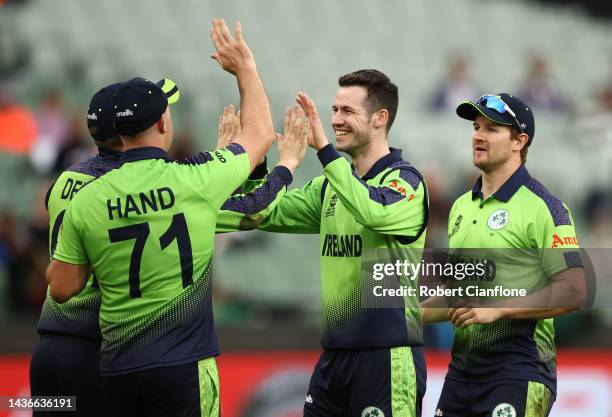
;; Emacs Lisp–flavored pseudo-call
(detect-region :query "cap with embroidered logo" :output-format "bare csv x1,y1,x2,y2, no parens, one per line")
456,93,536,145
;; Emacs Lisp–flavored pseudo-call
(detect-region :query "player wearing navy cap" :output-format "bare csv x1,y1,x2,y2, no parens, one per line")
45,20,305,417
30,79,181,417
30,82,122,417
421,93,586,417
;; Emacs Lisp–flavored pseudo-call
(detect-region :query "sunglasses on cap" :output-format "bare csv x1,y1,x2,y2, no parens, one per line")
476,95,523,133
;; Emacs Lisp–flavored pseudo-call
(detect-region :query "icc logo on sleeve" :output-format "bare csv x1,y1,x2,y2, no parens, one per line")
487,209,509,230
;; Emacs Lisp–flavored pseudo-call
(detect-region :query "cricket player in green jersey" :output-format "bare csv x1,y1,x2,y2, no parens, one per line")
30,81,127,417
421,93,586,417
45,20,306,417
247,70,430,417
31,79,294,417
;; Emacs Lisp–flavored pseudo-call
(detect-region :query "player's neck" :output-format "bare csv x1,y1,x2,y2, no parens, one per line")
121,134,169,153
349,139,390,178
481,159,522,199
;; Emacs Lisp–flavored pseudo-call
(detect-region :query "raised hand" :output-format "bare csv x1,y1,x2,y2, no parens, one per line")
210,19,256,76
216,105,241,149
277,106,309,173
296,92,330,151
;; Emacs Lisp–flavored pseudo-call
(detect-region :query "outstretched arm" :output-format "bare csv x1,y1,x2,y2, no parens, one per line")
210,19,275,171
297,92,426,237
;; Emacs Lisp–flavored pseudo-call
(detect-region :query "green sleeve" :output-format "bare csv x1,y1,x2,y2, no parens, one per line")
215,166,292,233
528,201,581,277
318,145,426,237
255,175,325,234
53,200,89,265
184,144,251,209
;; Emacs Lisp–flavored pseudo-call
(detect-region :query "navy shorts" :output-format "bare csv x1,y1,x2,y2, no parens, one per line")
435,378,555,417
304,346,426,417
30,335,109,417
101,357,219,417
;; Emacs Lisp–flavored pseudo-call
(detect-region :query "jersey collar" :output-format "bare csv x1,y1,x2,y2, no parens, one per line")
119,146,170,165
98,148,122,159
360,147,403,180
472,164,531,202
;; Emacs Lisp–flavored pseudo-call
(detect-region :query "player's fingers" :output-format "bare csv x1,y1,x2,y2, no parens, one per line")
293,106,303,131
276,133,284,143
301,121,310,143
217,115,223,137
306,94,319,118
289,107,297,130
210,24,223,50
235,21,244,43
284,107,290,134
217,19,233,44
453,310,474,327
460,315,479,327
235,110,242,134
449,307,469,323
296,93,309,116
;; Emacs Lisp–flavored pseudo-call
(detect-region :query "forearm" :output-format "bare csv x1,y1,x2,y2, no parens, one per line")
216,165,292,232
236,69,275,168
46,260,89,303
499,307,579,320
420,296,450,324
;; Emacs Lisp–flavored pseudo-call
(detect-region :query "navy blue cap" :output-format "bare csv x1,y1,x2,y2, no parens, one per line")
87,83,121,142
113,77,180,137
456,93,536,145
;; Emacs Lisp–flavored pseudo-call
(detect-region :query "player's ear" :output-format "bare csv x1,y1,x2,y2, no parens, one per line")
157,108,170,134
371,109,389,130
512,132,529,152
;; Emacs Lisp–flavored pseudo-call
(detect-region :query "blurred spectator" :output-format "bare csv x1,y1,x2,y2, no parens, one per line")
595,59,612,112
52,114,94,174
0,27,30,81
0,184,53,315
30,90,69,174
518,52,567,113
430,53,479,112
0,211,33,312
0,84,37,154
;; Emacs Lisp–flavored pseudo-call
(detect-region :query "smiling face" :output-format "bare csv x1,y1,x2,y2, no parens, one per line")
331,86,374,154
472,115,523,172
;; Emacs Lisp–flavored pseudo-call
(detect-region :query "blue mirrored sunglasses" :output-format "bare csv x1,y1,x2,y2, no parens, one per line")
476,95,523,133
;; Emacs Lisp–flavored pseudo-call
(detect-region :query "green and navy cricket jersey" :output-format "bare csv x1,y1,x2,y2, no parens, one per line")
446,164,582,394
258,145,429,349
53,144,292,375
37,149,122,340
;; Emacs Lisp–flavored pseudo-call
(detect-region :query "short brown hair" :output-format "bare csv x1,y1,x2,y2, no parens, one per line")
338,69,399,133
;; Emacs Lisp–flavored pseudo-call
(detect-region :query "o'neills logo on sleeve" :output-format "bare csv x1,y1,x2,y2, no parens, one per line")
321,234,362,257
116,109,134,117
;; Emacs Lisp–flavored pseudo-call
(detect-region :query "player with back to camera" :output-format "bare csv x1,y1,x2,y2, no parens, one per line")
421,93,586,417
30,81,128,417
45,19,308,417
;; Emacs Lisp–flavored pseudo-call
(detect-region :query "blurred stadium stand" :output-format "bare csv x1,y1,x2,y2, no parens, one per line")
0,0,611,353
